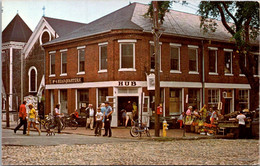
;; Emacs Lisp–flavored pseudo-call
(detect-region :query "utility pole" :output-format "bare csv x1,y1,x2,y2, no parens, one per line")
152,1,160,137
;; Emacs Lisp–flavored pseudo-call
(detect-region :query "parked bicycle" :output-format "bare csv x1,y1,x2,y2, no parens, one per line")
62,115,78,130
130,119,150,137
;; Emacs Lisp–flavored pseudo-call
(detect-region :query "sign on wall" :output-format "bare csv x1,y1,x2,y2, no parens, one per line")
51,77,83,84
147,73,155,90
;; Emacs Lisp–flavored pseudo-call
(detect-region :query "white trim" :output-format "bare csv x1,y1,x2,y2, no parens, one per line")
49,53,55,76
182,88,184,113
58,90,61,105
23,17,57,59
98,70,107,73
77,72,85,75
78,48,85,73
118,39,137,43
205,83,251,89
60,73,68,76
224,48,233,52
99,43,108,72
98,42,108,46
170,43,182,47
189,71,199,74
49,51,56,54
2,41,25,49
149,41,162,45
75,89,78,110
188,46,198,72
61,51,67,75
119,42,135,70
188,45,199,49
209,72,218,75
224,73,234,76
170,44,181,72
239,74,246,77
254,75,260,77
208,47,218,50
118,69,137,72
39,29,51,45
9,47,13,111
28,66,38,93
49,74,56,77
161,81,202,88
77,46,85,49
37,75,45,97
60,49,68,52
170,70,182,74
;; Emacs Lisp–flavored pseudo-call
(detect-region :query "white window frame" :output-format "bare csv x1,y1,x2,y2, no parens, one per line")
188,45,199,74
28,66,37,93
150,41,162,72
49,51,56,77
77,46,85,75
60,49,68,76
98,42,108,73
224,49,233,76
208,89,220,107
39,29,51,45
208,47,218,75
118,39,136,71
170,43,182,73
238,89,250,110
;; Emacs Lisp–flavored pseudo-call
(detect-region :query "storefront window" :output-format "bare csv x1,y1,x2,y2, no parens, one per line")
60,89,67,114
188,89,200,109
238,90,249,111
77,89,89,113
208,89,219,109
169,88,182,115
98,88,108,106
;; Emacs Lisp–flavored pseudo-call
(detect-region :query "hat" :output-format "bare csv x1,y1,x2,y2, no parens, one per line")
188,106,193,109
105,101,109,104
101,103,105,107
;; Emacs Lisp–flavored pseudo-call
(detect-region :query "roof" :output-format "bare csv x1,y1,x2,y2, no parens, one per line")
43,17,86,37
44,2,259,46
2,14,32,43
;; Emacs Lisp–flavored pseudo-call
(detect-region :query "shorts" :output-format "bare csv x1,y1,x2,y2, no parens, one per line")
28,118,35,122
126,112,133,121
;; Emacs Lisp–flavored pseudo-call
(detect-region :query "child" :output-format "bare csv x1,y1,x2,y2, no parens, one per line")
95,107,103,136
177,112,185,129
27,104,41,136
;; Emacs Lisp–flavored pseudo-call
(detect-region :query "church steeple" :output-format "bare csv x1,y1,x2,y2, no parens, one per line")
2,14,32,43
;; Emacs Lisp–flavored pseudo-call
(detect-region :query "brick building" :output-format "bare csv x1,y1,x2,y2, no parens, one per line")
43,3,259,127
2,14,86,117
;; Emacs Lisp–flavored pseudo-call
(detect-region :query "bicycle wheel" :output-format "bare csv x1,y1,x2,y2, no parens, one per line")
69,120,78,130
130,126,140,137
145,128,150,137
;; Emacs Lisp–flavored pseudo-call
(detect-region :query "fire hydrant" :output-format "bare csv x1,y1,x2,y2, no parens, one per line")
163,120,169,137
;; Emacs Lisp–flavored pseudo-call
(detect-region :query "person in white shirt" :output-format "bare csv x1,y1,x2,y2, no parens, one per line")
85,104,95,130
236,111,247,139
95,107,103,136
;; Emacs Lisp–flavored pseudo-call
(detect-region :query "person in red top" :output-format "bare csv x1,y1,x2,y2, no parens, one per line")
70,109,79,120
14,101,28,135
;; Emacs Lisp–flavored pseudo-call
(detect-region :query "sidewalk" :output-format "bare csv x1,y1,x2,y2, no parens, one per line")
2,121,224,140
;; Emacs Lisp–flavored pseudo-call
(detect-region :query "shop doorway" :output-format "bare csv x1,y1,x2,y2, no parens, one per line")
224,98,231,115
118,97,138,126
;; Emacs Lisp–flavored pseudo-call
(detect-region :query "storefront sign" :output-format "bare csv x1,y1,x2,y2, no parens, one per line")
118,81,137,86
51,77,83,84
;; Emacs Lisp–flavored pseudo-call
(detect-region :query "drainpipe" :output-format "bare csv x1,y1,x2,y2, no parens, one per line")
201,40,205,105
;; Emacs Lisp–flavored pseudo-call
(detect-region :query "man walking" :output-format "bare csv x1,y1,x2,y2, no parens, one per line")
14,101,27,135
125,101,133,127
86,104,95,129
103,101,113,137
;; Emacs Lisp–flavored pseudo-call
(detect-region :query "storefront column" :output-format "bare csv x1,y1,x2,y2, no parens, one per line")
234,89,240,111
45,90,51,115
54,89,59,107
67,89,75,114
204,88,208,107
184,88,188,110
89,88,96,108
164,87,169,116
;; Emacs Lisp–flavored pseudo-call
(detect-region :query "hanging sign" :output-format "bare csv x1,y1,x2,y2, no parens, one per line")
147,73,155,90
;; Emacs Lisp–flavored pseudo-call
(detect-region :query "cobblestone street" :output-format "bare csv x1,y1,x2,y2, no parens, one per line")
2,139,259,165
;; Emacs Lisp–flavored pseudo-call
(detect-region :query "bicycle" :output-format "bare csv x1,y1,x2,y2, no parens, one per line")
130,120,150,137
63,115,78,130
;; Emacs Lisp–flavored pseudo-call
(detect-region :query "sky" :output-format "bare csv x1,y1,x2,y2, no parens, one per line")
2,0,200,31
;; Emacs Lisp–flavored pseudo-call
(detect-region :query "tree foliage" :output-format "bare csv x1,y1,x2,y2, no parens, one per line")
198,1,259,110
145,1,172,24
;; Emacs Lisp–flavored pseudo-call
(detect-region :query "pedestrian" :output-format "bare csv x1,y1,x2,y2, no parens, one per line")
100,103,106,129
103,101,113,137
95,107,103,136
210,109,218,125
125,100,133,127
14,101,27,135
199,104,207,122
206,107,213,123
85,104,95,130
70,109,79,120
121,109,126,126
27,104,41,136
177,112,185,129
54,104,62,133
132,102,138,121
185,106,192,122
236,111,247,139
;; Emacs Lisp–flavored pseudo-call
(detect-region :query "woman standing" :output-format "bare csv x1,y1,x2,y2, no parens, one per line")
27,104,41,136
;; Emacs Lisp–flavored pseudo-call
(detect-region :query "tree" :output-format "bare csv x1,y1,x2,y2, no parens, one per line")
198,1,259,111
